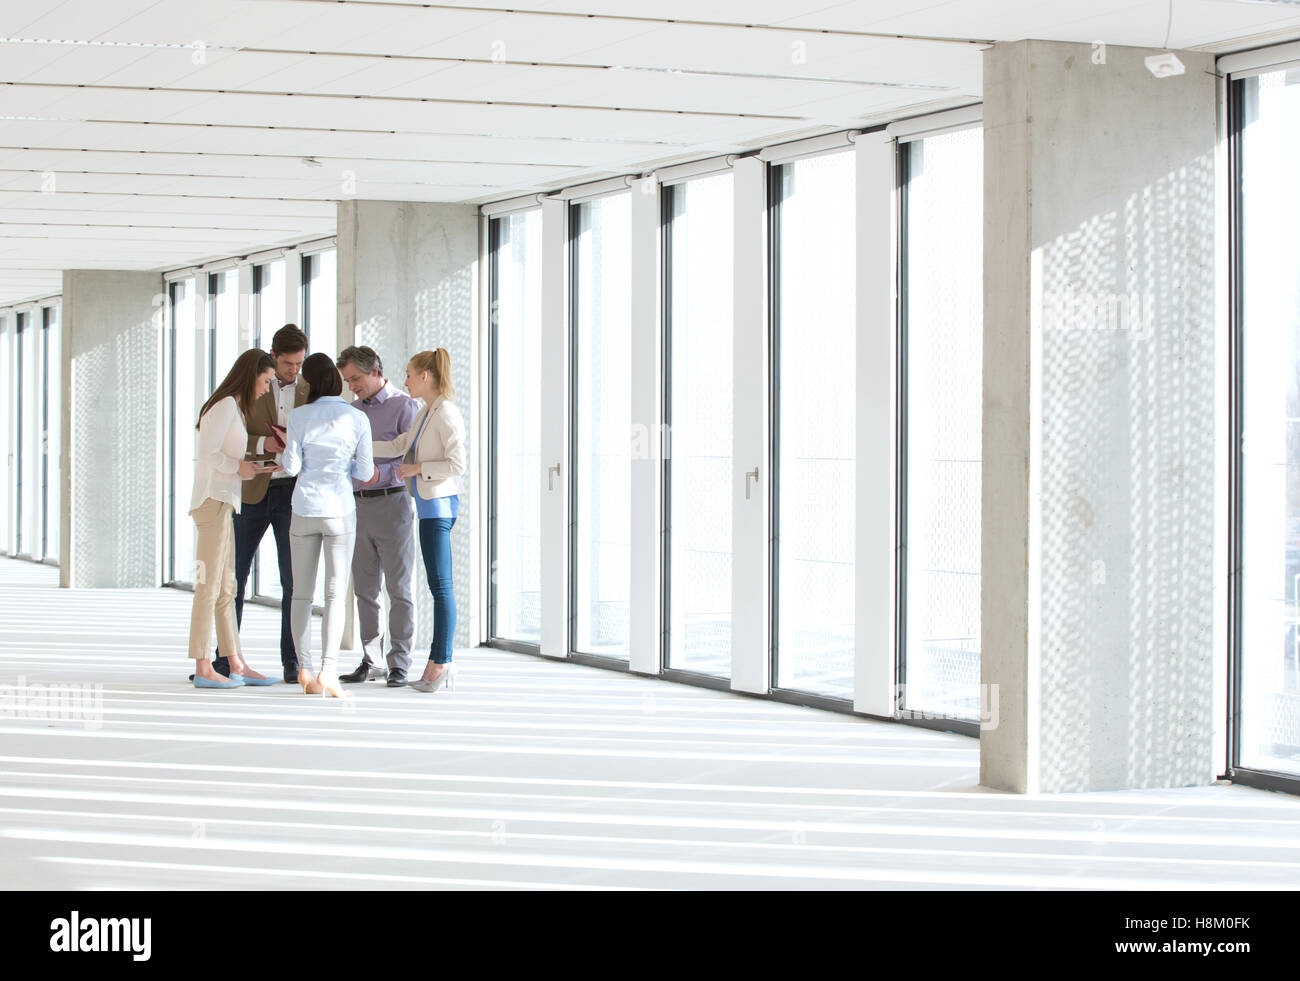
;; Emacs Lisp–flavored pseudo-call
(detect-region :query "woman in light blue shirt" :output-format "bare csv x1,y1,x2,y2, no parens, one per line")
280,353,377,698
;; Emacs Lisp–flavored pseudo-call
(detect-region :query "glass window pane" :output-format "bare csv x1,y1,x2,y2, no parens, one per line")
0,315,9,551
210,270,239,387
171,279,198,585
1238,69,1300,777
18,312,40,557
303,250,337,361
43,306,60,562
490,211,543,644
572,194,632,659
902,128,984,721
255,259,286,352
773,152,856,699
666,174,734,677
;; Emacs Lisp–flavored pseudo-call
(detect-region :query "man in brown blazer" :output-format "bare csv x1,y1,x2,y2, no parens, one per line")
213,324,311,682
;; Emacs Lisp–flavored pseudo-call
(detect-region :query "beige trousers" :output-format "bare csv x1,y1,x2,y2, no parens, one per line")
188,498,242,662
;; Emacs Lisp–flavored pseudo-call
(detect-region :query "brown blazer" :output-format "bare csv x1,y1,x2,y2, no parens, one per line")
243,377,311,504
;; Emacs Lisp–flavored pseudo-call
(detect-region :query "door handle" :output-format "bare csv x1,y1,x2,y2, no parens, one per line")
745,467,759,500
548,462,561,491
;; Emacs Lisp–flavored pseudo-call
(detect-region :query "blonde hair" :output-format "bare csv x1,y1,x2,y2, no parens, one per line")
409,348,455,400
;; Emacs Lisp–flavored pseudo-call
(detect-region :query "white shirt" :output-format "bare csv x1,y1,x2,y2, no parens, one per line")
254,375,302,465
280,396,376,518
190,395,248,514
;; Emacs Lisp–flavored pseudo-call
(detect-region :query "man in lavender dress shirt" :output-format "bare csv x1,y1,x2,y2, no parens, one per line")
336,346,420,687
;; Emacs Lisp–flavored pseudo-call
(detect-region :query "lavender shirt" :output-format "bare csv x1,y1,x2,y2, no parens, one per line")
350,380,420,492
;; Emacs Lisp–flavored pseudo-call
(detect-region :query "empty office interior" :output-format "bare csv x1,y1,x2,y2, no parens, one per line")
3,0,1300,890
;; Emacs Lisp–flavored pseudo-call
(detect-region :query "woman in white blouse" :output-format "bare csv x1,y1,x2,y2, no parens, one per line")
188,349,280,688
372,348,466,693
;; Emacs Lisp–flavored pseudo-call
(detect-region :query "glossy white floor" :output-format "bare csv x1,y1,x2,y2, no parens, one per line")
0,556,1297,890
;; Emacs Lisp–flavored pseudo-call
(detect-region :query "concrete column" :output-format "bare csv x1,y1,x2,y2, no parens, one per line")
59,270,162,589
981,40,1218,792
337,200,480,651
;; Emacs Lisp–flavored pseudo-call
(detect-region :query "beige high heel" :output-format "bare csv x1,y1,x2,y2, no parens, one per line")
298,668,323,695
317,671,351,699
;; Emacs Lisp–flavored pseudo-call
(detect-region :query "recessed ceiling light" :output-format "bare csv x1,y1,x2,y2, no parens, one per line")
1145,51,1186,77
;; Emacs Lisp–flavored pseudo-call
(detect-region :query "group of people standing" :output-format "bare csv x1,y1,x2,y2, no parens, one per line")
185,324,466,699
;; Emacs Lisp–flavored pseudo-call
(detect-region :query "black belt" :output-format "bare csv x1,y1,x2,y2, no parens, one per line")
268,475,296,487
355,485,406,499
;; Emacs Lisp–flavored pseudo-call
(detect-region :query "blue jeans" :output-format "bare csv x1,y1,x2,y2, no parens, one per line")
215,481,297,671
418,516,456,664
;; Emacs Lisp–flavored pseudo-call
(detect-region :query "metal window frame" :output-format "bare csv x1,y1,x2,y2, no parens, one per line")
14,310,26,558
1224,69,1300,796
483,213,546,652
764,151,855,711
566,191,636,662
38,306,50,561
891,135,982,739
163,280,180,586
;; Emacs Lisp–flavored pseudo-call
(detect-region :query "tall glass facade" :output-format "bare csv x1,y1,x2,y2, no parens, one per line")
1235,69,1300,779
489,210,544,646
665,173,735,678
570,194,632,659
771,151,857,699
901,128,984,721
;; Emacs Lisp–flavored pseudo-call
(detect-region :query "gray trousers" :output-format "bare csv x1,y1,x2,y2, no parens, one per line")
352,491,417,673
289,511,357,674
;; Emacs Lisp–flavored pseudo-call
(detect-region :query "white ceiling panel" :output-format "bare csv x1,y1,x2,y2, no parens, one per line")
2,0,1298,306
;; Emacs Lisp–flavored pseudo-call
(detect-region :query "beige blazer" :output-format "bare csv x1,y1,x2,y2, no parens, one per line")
373,395,466,500
243,376,311,504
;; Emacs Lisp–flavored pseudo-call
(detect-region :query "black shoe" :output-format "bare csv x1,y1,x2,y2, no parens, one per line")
386,668,408,688
212,656,231,678
340,658,379,683
282,666,300,684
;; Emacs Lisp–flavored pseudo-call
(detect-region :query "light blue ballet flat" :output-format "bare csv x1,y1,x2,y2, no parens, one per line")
193,675,244,689
229,674,278,686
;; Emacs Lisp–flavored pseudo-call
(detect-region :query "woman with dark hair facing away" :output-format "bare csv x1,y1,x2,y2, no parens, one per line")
372,348,466,693
189,349,281,688
280,352,377,697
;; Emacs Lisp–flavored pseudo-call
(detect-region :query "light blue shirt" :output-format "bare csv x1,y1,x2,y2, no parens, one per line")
281,396,375,518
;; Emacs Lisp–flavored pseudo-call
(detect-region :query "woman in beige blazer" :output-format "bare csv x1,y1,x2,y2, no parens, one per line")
372,348,466,693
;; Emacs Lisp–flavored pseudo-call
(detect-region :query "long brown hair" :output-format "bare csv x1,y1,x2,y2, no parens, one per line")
408,348,455,400
197,349,275,429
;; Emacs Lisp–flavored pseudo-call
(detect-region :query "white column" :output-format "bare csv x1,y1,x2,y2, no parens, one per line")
730,156,771,694
629,176,663,675
539,196,570,659
854,132,900,717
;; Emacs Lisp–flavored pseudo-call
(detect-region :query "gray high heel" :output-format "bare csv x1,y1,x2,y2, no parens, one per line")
410,664,456,693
